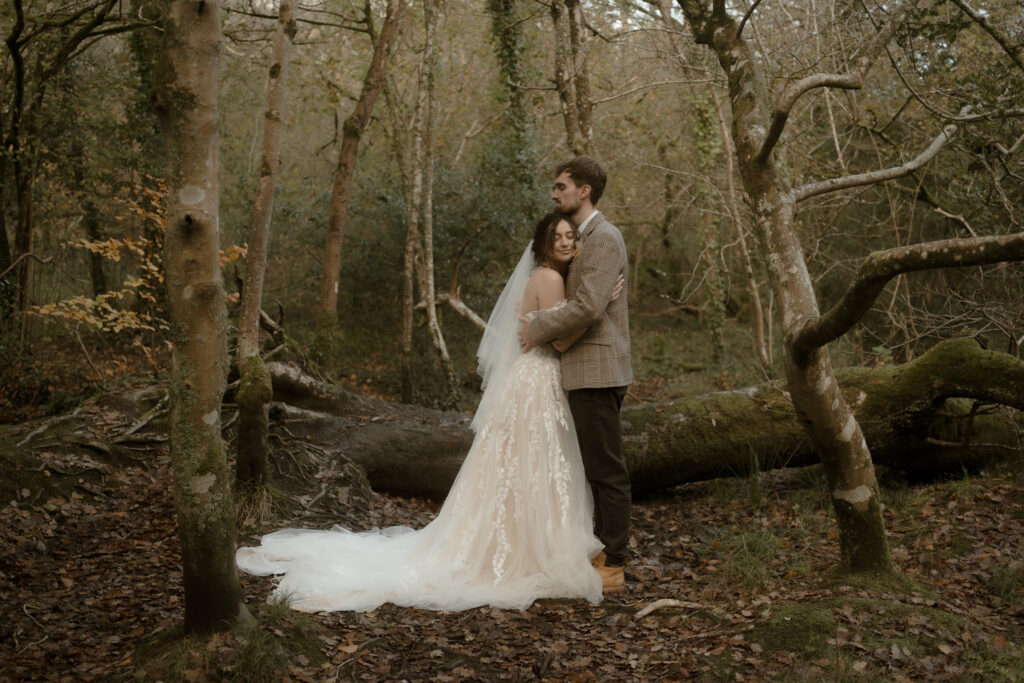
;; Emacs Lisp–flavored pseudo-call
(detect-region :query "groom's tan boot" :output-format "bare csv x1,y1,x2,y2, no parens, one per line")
596,564,625,594
591,551,606,569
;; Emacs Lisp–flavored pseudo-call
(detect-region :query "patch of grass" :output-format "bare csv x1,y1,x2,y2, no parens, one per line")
988,560,1024,605
715,528,778,588
787,464,833,514
946,466,980,508
962,647,1024,682
234,485,277,531
879,479,923,517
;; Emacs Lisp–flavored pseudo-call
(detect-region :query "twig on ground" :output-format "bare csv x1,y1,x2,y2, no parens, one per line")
116,391,169,439
635,598,725,619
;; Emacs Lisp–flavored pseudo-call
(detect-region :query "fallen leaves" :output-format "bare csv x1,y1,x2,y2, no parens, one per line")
1,403,1023,681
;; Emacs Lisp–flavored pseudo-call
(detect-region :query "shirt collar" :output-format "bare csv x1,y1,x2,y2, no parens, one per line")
577,210,600,237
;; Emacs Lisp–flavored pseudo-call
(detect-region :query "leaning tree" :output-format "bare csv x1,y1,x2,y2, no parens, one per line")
675,0,1024,573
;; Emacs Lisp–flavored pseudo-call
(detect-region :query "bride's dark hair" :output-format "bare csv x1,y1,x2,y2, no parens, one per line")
531,213,577,266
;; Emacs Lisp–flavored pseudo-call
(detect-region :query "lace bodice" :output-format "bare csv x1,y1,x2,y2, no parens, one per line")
234,290,601,612
523,300,565,359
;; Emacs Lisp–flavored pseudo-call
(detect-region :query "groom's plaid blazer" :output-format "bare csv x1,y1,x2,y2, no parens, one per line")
530,212,632,391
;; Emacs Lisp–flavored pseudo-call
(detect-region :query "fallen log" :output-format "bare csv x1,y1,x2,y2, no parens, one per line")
266,338,1023,499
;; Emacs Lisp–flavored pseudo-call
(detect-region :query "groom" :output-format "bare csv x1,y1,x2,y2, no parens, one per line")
519,156,632,594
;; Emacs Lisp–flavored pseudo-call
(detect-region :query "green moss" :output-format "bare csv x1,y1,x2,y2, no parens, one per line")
750,595,969,661
236,356,272,409
750,602,836,655
132,601,325,682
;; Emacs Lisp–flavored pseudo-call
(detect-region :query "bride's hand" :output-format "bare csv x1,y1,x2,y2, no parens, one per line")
610,274,625,301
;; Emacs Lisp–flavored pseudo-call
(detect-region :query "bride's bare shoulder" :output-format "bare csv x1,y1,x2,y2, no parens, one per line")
529,266,563,288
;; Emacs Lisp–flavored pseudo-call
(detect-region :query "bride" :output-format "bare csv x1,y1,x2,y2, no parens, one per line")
235,213,617,612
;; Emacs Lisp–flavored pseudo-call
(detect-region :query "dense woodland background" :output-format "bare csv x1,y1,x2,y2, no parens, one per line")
2,0,1024,679
2,0,1020,415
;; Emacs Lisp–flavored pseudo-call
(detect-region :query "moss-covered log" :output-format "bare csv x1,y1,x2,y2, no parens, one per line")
266,338,1022,500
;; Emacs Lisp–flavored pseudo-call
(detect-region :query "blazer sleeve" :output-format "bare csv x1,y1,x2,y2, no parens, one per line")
530,228,622,345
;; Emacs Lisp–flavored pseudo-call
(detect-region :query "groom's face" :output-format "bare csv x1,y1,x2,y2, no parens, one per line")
551,171,587,214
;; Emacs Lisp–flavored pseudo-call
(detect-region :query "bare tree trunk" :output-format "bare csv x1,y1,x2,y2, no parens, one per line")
316,0,402,328
709,87,770,368
387,0,445,404
701,211,725,363
4,0,29,330
153,0,249,634
235,0,297,492
415,0,459,410
550,0,592,155
566,0,593,151
679,0,893,573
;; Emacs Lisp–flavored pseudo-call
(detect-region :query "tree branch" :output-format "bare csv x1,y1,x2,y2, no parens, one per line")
948,0,1024,73
0,252,52,280
757,74,864,165
736,0,763,39
756,8,903,164
414,292,486,331
793,121,958,203
792,232,1024,360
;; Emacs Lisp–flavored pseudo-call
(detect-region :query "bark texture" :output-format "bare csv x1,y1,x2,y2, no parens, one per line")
236,0,296,491
678,0,897,572
264,339,1023,500
550,0,592,155
153,0,248,634
317,0,402,324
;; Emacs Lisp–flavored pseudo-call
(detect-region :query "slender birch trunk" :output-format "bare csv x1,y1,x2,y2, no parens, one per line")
235,0,296,492
154,0,249,632
550,0,592,155
415,0,459,409
387,0,447,404
709,87,771,368
317,0,402,328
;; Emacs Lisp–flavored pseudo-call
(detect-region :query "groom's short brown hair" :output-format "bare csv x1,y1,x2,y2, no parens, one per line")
555,156,606,205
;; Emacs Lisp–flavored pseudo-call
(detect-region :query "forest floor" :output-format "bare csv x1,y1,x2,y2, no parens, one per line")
1,383,1023,682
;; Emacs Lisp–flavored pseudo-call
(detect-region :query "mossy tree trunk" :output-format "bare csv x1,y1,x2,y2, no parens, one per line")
263,338,1024,500
235,0,296,492
316,0,402,332
153,0,249,634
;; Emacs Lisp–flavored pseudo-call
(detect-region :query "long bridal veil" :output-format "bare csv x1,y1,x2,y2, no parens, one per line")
473,243,534,431
235,242,601,612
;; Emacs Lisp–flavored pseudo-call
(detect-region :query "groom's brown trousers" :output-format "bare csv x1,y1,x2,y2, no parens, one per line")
568,385,630,567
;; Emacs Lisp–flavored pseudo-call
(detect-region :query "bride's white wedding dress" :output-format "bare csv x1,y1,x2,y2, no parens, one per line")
235,301,602,612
